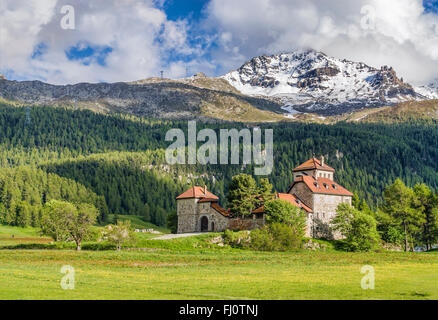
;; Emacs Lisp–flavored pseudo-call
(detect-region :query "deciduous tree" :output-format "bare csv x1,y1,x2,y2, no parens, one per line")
331,203,381,252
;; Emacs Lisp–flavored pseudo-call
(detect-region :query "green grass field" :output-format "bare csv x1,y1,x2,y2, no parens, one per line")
0,225,53,246
0,249,437,300
0,225,437,300
106,215,170,233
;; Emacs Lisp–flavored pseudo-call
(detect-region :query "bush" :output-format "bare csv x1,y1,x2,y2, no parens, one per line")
250,223,302,252
248,227,274,251
264,200,306,234
223,229,251,248
331,203,381,252
223,224,304,252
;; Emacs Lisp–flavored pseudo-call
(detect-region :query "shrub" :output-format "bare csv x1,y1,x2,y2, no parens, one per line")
264,199,306,237
331,203,381,252
225,223,303,252
270,223,302,250
223,229,251,247
250,223,303,251
248,227,274,251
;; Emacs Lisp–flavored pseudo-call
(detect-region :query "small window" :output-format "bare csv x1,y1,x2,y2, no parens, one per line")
314,182,319,188
323,183,329,189
332,184,337,189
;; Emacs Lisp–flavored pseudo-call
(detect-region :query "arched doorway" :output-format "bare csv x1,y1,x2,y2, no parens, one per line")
200,216,209,232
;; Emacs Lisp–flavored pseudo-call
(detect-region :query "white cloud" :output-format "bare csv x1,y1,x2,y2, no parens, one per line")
3,0,438,85
205,0,438,84
0,0,205,84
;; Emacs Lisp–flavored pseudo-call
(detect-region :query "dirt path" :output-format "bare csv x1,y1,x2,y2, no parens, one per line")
152,233,204,240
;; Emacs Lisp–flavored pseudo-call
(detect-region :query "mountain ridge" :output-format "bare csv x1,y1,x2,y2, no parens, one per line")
1,49,438,122
0,73,285,122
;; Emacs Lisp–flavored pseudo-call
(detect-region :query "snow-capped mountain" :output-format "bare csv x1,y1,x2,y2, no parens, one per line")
223,50,419,115
415,79,438,100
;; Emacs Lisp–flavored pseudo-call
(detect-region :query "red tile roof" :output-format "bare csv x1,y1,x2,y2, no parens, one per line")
277,193,313,213
293,158,335,173
289,176,353,196
211,203,231,217
176,186,219,200
251,193,313,214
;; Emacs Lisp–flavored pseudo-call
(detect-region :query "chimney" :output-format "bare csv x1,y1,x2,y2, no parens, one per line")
204,185,207,195
321,156,325,167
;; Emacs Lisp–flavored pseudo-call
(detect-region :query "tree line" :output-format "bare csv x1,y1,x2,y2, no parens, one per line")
0,104,437,227
333,179,438,252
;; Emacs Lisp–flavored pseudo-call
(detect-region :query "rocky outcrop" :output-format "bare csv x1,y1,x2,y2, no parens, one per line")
297,67,340,89
250,76,280,88
369,66,416,99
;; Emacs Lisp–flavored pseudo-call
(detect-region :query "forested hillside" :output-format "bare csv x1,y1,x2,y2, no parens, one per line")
0,103,437,227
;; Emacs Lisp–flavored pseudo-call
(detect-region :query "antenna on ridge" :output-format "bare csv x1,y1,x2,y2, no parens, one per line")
160,71,164,79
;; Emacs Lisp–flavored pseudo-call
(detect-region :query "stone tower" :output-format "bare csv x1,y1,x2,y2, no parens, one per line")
176,186,230,234
288,157,352,239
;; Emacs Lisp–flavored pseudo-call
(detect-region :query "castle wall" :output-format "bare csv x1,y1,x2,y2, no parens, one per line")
311,194,351,239
177,198,198,233
228,216,265,231
177,199,230,233
197,204,229,232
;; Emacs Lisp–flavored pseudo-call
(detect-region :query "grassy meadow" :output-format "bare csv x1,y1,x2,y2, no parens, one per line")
0,225,437,300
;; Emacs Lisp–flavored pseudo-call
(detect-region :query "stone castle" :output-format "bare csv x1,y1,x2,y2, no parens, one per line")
176,157,352,239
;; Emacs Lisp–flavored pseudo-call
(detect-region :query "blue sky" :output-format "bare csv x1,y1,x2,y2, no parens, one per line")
163,0,210,21
424,0,438,13
2,0,438,85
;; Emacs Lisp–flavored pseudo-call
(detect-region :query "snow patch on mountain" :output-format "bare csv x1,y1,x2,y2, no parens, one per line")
415,79,438,99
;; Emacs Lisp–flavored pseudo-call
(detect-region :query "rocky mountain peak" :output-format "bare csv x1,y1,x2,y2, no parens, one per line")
223,50,421,115
194,72,207,78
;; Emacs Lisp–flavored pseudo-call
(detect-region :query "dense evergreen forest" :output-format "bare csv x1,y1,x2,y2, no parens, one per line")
0,103,437,227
